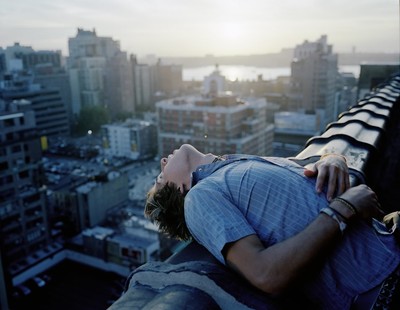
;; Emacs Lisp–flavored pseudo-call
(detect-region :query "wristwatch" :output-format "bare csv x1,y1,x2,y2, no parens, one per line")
320,207,347,234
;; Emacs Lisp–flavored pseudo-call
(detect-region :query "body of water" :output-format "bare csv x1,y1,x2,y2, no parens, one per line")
183,65,360,81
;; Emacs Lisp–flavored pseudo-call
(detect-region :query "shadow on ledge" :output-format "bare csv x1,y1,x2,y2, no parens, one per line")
109,242,314,309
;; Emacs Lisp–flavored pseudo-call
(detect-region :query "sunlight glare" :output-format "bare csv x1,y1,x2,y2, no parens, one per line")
220,22,244,40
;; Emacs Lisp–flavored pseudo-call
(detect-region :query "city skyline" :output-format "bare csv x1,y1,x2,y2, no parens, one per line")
1,0,399,58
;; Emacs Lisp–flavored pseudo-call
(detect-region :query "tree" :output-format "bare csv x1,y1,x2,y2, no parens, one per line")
73,105,109,136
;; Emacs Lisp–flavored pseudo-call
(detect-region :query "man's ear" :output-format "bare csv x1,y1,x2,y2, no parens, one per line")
177,184,184,194
179,183,189,194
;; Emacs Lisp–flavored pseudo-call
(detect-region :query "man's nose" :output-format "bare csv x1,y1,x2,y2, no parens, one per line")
160,157,167,169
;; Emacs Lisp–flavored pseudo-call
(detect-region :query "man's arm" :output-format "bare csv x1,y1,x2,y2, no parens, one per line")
224,184,384,295
224,213,340,295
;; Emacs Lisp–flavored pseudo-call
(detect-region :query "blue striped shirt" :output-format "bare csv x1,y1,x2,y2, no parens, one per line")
184,155,400,309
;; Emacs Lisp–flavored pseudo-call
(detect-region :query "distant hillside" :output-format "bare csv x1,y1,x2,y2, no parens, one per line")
152,51,399,68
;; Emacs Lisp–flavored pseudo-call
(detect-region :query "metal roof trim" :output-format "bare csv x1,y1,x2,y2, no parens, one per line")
305,134,380,153
338,109,389,121
325,119,386,136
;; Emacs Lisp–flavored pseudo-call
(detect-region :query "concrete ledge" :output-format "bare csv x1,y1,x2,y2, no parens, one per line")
109,260,313,310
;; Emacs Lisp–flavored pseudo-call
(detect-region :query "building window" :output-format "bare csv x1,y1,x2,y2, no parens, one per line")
0,161,8,171
12,145,22,153
4,118,15,127
19,170,29,179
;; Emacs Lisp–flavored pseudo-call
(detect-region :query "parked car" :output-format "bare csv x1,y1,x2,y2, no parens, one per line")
40,273,51,283
26,276,46,291
12,284,32,299
32,276,46,288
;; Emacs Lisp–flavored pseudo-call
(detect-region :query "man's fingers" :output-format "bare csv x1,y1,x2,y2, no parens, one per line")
308,158,349,200
326,166,338,201
336,172,349,196
315,165,327,193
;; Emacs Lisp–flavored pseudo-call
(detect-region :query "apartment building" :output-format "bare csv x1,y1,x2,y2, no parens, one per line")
101,119,157,160
156,94,274,157
52,171,129,235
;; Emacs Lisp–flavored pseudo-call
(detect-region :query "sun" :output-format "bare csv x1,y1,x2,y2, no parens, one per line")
220,22,244,40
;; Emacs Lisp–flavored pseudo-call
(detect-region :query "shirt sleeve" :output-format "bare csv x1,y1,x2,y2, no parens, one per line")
184,185,256,264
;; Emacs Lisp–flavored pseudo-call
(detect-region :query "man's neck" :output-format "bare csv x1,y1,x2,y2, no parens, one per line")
201,153,218,165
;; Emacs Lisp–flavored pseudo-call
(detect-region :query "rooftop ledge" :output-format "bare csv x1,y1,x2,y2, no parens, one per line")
109,71,400,309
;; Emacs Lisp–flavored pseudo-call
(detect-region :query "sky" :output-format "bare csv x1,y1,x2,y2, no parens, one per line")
0,0,399,58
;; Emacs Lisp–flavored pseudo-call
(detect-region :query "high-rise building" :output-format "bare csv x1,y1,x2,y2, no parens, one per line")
68,28,134,118
131,55,156,111
290,35,338,129
156,94,274,157
0,99,54,305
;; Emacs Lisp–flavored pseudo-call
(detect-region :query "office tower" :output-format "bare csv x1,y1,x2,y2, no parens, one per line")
290,35,338,129
68,28,134,119
156,94,274,157
101,119,157,160
0,73,70,138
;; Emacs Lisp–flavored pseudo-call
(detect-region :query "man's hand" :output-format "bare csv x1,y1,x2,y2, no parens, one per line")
337,184,385,221
304,154,350,201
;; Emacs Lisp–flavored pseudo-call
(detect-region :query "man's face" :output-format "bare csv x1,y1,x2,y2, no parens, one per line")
156,144,198,192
